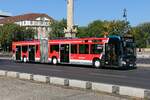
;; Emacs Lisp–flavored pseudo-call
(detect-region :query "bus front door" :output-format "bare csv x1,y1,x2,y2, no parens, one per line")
60,44,70,63
105,43,118,66
29,45,35,62
16,46,21,60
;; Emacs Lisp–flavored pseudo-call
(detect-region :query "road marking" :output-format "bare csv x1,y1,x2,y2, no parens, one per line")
90,73,127,78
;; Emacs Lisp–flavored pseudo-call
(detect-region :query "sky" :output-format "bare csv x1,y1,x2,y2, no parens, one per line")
0,0,150,26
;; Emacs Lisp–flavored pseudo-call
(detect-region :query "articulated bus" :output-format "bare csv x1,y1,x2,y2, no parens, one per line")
12,36,136,68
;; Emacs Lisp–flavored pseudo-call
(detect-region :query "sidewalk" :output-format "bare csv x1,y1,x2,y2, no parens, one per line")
0,77,133,100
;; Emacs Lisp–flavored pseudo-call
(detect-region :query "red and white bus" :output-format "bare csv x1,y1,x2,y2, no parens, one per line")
12,36,136,68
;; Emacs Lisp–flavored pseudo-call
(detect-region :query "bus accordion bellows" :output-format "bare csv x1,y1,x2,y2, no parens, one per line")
12,35,136,68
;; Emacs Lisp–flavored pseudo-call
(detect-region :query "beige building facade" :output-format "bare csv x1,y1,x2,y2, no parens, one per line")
0,13,53,39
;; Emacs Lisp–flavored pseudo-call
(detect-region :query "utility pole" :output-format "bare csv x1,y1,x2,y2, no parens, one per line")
64,0,77,38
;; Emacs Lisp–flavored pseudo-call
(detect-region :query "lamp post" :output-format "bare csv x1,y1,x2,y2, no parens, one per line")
123,8,129,35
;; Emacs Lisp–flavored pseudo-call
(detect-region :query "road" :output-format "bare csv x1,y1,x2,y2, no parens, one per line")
0,59,150,90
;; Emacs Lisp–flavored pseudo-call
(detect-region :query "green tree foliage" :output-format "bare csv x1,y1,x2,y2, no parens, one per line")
77,20,130,38
49,19,67,38
0,23,35,51
133,23,150,48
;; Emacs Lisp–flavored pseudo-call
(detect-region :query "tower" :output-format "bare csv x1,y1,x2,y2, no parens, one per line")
64,0,77,38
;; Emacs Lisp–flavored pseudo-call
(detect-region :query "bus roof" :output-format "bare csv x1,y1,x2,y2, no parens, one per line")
12,37,109,45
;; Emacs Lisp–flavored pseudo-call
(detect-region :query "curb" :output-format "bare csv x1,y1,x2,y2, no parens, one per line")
137,64,150,67
0,69,149,99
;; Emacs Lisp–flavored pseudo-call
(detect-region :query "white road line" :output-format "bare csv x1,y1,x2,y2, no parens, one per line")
90,73,127,78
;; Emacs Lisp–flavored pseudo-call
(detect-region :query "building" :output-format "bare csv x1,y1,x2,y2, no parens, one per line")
0,10,12,19
0,13,54,39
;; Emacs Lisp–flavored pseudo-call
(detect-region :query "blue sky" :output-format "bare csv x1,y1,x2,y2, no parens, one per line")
0,0,150,26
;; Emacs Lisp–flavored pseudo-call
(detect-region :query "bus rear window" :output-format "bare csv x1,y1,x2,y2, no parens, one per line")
91,44,103,54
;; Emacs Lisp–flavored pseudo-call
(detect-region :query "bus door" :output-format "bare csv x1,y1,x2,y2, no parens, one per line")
29,45,35,62
105,43,118,66
16,46,21,60
60,44,70,63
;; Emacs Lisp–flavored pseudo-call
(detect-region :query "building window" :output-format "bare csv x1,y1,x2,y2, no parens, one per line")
24,21,26,25
30,21,33,25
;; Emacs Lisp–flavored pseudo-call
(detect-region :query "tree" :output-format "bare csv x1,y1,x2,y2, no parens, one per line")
77,20,131,38
0,23,36,51
87,20,105,37
133,23,150,48
49,19,67,38
77,26,88,37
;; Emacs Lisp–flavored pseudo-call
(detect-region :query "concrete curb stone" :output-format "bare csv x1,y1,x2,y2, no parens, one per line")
33,75,50,83
69,79,91,89
144,90,150,99
6,71,19,78
0,70,7,76
19,73,33,80
92,82,113,93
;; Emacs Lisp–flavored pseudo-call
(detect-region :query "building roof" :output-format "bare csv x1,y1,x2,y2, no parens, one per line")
0,10,12,17
0,13,53,24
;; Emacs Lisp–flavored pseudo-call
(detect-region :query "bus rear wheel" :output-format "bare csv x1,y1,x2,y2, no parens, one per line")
93,59,101,68
52,57,58,65
23,57,27,63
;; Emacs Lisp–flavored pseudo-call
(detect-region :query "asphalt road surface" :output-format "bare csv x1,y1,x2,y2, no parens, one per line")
0,59,150,90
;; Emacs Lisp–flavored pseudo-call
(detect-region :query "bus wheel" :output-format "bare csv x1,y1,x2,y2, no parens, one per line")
93,59,101,68
52,57,58,65
23,57,27,63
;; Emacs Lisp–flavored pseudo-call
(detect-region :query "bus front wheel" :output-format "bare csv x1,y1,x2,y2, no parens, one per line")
93,59,101,68
52,57,58,65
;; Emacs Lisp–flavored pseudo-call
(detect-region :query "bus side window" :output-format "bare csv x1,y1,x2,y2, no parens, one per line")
79,44,89,54
91,44,103,54
50,45,59,53
36,45,39,53
71,44,77,54
22,46,28,53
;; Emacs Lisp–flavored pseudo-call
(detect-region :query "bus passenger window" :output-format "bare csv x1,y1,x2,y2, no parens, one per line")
91,44,103,54
71,44,77,54
50,45,59,53
22,46,28,53
36,45,39,53
79,44,89,54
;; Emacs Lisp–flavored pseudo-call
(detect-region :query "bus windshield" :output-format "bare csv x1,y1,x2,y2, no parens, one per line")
124,42,135,56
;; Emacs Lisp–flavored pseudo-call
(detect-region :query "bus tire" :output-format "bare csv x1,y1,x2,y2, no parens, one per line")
23,56,27,63
52,57,58,65
93,59,101,68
